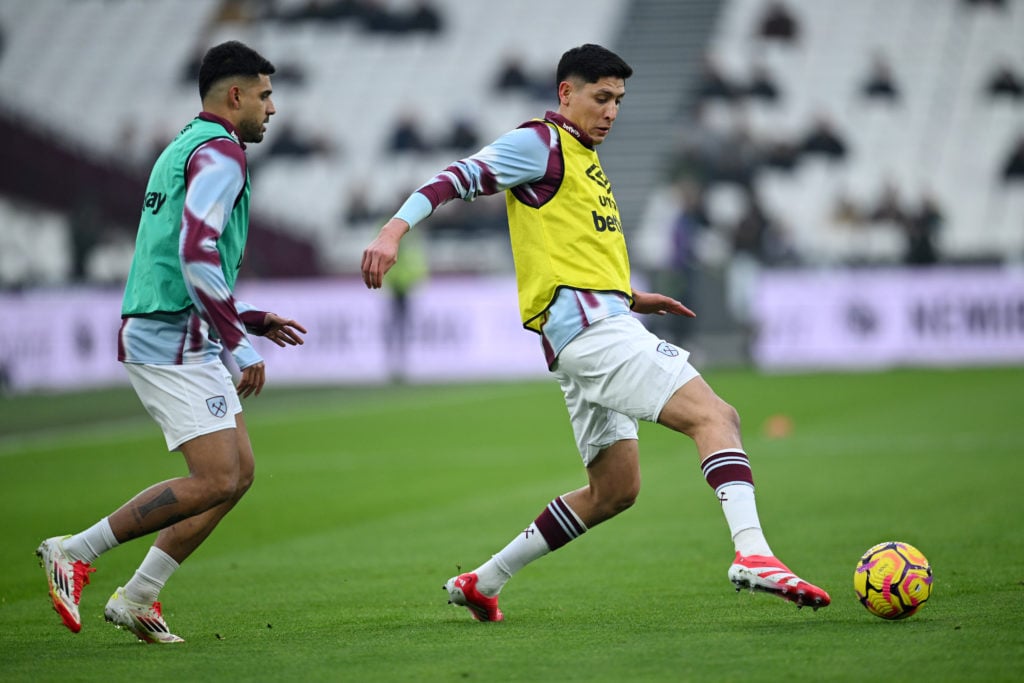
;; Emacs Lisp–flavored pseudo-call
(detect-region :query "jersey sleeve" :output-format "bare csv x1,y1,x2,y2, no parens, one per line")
179,138,263,370
394,123,557,227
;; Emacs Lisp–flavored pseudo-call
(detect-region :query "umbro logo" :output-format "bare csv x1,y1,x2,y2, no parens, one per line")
585,164,611,191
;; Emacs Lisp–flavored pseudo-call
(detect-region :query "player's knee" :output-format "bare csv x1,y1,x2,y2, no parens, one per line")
200,469,244,505
236,455,255,496
605,481,640,516
614,492,638,515
718,401,741,431
235,467,254,500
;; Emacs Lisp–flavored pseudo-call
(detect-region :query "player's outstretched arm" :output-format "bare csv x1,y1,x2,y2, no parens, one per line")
260,313,307,348
235,314,307,398
362,218,410,289
631,289,697,317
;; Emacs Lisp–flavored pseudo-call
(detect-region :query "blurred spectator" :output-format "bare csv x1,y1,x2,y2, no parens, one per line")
693,55,739,104
760,139,799,172
69,195,103,281
266,121,334,159
648,180,710,343
211,0,256,22
442,116,481,154
798,115,848,162
273,0,360,24
745,64,780,103
731,189,771,262
316,0,363,23
866,181,907,225
667,104,766,187
388,112,432,154
383,226,428,382
670,180,709,291
495,55,532,91
725,189,796,348
274,0,446,34
180,47,204,85
399,0,443,34
985,64,1024,99
861,53,900,103
832,191,862,225
961,0,1007,8
903,193,943,265
344,184,386,226
757,2,800,43
698,118,762,187
1002,134,1024,181
272,61,307,86
493,55,550,99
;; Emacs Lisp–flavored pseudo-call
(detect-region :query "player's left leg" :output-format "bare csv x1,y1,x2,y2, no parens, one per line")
658,377,830,609
147,413,255,565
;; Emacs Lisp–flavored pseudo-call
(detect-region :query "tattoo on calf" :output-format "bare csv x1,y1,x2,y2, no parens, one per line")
137,486,179,520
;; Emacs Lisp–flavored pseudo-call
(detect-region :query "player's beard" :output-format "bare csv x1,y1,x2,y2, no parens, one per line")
238,116,267,144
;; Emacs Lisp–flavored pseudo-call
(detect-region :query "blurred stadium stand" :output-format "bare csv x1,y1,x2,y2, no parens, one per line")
0,0,1021,292
671,0,1024,267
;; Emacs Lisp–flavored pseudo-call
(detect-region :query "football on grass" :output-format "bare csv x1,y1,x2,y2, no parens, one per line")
854,541,932,619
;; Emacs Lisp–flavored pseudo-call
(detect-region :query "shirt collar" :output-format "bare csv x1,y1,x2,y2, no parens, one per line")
197,111,245,149
544,111,594,149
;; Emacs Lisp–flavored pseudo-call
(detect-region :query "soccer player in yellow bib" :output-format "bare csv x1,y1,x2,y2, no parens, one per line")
362,44,829,621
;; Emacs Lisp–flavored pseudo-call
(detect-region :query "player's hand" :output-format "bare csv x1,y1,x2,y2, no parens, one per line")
361,219,410,289
631,289,696,317
237,362,266,398
261,313,307,347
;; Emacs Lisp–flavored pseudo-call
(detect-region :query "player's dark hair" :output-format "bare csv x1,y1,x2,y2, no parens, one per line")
556,44,633,85
198,40,276,100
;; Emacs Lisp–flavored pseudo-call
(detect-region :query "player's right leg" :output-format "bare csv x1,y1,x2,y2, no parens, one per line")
108,362,249,545
104,586,184,644
444,572,504,622
658,376,831,610
728,552,831,609
101,419,253,642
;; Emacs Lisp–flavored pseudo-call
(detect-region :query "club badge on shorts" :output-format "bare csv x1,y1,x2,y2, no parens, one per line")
206,395,228,418
656,341,679,357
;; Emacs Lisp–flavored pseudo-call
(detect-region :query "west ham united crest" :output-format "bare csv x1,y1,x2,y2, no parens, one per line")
206,395,228,418
656,341,679,357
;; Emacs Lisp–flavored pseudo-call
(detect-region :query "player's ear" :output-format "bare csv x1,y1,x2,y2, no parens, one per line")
558,81,573,106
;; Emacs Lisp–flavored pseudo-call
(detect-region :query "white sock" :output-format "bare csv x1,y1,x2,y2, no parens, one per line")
63,517,119,564
124,546,179,605
474,522,552,596
718,484,773,557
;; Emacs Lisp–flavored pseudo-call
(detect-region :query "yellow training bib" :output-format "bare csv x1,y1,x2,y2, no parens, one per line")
506,121,631,332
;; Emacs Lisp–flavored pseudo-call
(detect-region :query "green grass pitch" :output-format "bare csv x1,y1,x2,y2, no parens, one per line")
1,366,1022,682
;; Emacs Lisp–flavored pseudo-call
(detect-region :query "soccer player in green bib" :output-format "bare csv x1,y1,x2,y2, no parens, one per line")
37,41,307,643
362,44,830,621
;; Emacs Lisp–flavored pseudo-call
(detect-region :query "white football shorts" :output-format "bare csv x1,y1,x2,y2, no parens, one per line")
124,360,242,451
552,314,700,465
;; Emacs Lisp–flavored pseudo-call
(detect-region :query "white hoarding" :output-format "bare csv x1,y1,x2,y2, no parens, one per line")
753,267,1024,369
0,277,550,393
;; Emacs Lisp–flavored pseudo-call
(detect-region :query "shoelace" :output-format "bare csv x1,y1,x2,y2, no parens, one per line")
71,562,96,602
